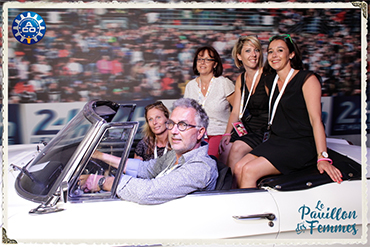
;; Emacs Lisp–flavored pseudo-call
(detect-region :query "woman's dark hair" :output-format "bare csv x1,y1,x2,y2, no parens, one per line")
192,46,223,77
263,34,304,74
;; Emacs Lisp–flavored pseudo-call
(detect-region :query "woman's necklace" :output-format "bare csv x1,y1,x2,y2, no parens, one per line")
199,77,208,90
197,76,214,107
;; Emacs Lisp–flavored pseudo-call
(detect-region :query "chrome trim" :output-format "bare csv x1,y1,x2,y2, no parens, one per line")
233,213,276,221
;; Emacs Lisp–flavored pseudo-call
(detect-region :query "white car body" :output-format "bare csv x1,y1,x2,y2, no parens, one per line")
2,100,369,246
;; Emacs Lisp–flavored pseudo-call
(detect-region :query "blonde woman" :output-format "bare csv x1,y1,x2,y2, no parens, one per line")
134,101,171,161
219,36,270,171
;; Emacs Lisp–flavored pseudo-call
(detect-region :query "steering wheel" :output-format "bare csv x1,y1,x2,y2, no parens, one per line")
83,159,105,175
71,159,109,196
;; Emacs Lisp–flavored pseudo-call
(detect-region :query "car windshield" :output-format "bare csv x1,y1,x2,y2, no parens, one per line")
14,101,138,203
69,125,136,201
15,110,93,199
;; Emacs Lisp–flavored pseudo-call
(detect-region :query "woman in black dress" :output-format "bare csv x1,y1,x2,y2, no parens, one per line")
219,36,270,172
234,34,342,188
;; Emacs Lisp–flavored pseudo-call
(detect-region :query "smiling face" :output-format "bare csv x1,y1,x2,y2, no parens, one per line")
237,42,261,70
196,49,217,76
146,108,168,136
168,107,204,158
267,39,295,72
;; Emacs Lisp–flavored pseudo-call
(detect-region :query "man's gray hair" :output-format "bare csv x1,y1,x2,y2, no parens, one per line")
173,98,209,130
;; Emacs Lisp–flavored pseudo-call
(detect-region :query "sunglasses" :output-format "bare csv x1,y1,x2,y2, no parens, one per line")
269,34,293,44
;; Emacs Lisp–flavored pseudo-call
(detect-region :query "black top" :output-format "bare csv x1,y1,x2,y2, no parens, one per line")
240,71,270,132
135,139,166,161
270,70,315,139
251,70,319,174
230,72,270,148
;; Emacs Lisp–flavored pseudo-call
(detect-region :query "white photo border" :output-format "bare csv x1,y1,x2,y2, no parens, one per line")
2,1,368,246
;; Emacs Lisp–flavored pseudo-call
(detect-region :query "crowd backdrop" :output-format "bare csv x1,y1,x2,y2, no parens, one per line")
0,1,366,146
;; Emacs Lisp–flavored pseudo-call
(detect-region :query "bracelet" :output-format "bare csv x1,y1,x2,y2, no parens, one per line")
223,133,231,136
317,158,333,164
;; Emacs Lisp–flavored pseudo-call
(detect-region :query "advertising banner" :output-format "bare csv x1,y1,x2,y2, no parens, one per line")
321,96,332,136
17,99,163,144
1,104,21,144
9,96,360,145
330,96,361,136
19,102,86,144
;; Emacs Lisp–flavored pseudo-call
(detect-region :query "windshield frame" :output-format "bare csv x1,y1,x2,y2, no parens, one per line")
14,100,132,204
67,121,138,202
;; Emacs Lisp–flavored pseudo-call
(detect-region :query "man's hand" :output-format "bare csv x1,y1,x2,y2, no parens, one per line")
79,174,104,193
91,150,103,160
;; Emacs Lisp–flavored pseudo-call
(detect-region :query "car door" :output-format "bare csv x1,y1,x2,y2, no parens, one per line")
272,180,365,241
64,189,279,240
144,189,280,240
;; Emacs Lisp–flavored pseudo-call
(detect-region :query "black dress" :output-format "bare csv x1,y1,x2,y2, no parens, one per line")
251,70,317,174
135,139,166,161
230,72,270,149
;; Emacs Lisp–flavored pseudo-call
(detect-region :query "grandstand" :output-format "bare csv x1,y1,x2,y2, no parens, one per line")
1,5,364,104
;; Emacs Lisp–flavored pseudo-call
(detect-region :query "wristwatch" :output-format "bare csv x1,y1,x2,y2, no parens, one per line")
320,151,329,158
98,176,106,191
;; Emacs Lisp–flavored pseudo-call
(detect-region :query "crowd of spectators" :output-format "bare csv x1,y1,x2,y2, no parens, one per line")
3,6,363,104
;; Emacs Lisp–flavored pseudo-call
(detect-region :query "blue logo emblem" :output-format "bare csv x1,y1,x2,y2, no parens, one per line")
12,11,46,45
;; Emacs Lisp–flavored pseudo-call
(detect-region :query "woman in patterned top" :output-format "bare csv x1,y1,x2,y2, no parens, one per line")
134,101,171,161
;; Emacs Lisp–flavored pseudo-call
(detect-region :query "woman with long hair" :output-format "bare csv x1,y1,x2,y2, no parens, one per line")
234,34,342,188
134,101,171,161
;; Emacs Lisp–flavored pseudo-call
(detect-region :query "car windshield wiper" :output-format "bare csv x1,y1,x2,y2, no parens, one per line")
10,143,47,182
10,159,38,182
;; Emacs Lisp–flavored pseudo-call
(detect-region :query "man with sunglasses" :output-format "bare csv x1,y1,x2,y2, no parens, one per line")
80,98,218,205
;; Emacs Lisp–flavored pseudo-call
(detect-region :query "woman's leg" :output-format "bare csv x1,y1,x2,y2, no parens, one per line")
227,140,253,173
233,153,258,188
218,140,232,166
239,156,281,188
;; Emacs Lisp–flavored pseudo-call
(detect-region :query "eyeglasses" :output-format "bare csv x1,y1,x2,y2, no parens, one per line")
269,34,293,44
166,120,200,132
197,58,215,64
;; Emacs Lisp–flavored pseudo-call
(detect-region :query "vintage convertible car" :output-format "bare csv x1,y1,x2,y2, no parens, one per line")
3,100,369,245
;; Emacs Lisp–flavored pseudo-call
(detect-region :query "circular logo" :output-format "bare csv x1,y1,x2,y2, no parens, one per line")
12,11,46,45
